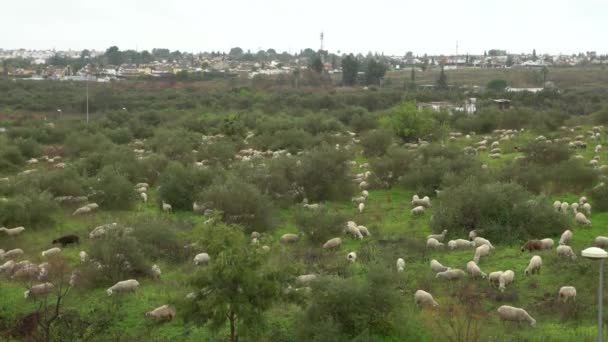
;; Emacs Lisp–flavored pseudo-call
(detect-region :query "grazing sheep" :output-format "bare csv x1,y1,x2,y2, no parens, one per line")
553,200,562,211
556,245,577,260
72,206,92,216
469,230,478,240
474,237,495,249
411,206,425,215
79,251,88,263
427,230,448,242
579,196,588,205
251,231,261,240
89,223,118,239
498,270,515,292
280,233,302,244
323,237,342,249
448,239,475,250
193,253,210,265
2,248,24,259
359,181,369,190
436,269,465,281
415,290,439,308
473,244,491,264
595,236,608,248
135,182,149,189
24,283,54,299
162,202,172,213
135,187,147,194
396,258,405,272
52,234,79,247
430,259,451,273
347,252,357,263
361,190,369,199
582,202,591,216
497,305,536,327
145,305,176,321
86,203,99,210
412,196,431,208
426,238,444,249
140,193,147,203
296,274,317,286
521,240,543,252
351,196,366,204
358,203,365,213
540,238,554,250
150,264,161,279
559,230,573,246
488,271,504,287
344,225,363,239
575,212,591,226
570,202,579,214
303,203,320,210
0,226,25,236
466,261,487,279
41,248,61,258
12,264,40,280
107,279,140,296
0,260,16,274
357,226,371,237
558,286,577,302
560,202,569,213
525,255,542,275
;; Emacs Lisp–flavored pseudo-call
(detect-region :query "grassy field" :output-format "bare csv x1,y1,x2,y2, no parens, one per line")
1,124,607,341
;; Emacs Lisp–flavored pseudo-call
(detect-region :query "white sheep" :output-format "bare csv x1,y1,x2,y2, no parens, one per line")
473,244,491,264
435,269,465,280
107,279,140,296
361,190,369,199
411,196,431,208
497,305,536,327
12,264,40,280
24,282,55,299
89,222,118,239
488,271,504,287
411,206,425,215
347,252,357,263
0,260,16,274
448,239,475,250
552,200,562,212
352,196,366,204
162,202,172,213
560,202,569,213
140,192,148,203
41,247,61,258
575,212,591,225
86,203,99,210
344,225,363,239
579,196,588,205
72,206,92,216
426,238,444,249
2,248,24,259
498,270,515,292
0,226,25,236
525,255,542,275
466,261,487,279
571,202,579,214
595,236,608,248
427,230,448,242
135,182,149,189
296,274,317,286
357,226,371,237
303,203,320,210
468,230,478,240
430,259,451,273
150,264,161,279
193,253,210,265
540,238,554,250
280,233,301,244
473,237,495,249
358,203,365,213
556,245,577,260
415,290,439,308
145,305,176,321
559,230,573,246
79,251,88,263
582,202,592,216
558,286,577,302
396,258,405,272
323,237,342,249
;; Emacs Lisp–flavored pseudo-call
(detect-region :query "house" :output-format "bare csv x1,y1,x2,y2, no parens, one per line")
493,99,511,110
505,87,544,93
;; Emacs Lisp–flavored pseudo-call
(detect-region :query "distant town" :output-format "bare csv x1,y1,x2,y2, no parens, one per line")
0,46,606,82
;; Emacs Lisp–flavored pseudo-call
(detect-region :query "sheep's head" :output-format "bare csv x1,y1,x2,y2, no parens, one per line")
106,289,113,296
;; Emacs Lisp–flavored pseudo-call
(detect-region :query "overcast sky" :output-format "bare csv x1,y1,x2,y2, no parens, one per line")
2,0,606,55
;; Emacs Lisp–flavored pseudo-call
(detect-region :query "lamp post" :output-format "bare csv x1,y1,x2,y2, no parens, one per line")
583,247,608,342
57,109,62,120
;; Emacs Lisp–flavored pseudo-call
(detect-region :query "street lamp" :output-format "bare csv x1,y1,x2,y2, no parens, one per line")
57,109,62,120
583,247,608,342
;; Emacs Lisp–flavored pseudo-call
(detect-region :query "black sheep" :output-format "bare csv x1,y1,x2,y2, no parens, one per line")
52,234,80,247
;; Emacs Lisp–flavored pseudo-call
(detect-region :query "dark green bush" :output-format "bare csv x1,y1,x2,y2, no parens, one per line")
361,129,393,157
590,184,608,212
129,217,188,262
0,191,57,228
197,137,238,167
37,168,86,197
105,127,133,145
158,162,213,210
294,207,346,244
520,141,571,166
13,137,42,159
0,145,25,172
297,144,355,201
370,147,412,188
96,167,137,210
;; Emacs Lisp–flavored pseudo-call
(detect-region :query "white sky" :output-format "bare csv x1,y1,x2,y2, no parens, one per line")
2,0,607,55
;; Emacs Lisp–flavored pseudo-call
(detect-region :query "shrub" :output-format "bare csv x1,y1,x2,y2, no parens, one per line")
129,217,188,262
105,127,133,145
361,129,393,157
0,145,24,172
149,128,198,163
590,183,608,212
431,179,568,243
369,147,412,188
520,141,571,166
0,191,57,228
13,137,42,159
486,79,508,92
197,137,238,167
64,132,113,158
158,162,213,210
297,144,355,202
96,167,137,210
37,168,86,197
294,207,346,244
234,157,301,206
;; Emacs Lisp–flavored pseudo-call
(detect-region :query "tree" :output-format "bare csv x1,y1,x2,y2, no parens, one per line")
183,224,281,342
364,59,387,85
341,54,359,86
506,55,514,67
310,55,324,73
381,101,437,142
436,65,448,89
532,49,537,61
410,67,416,82
229,47,244,59
104,46,124,66
486,79,508,92
540,66,549,86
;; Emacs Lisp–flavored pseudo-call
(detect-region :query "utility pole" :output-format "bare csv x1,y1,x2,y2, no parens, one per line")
86,74,89,124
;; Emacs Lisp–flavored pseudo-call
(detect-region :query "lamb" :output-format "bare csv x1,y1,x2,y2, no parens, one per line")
430,259,451,273
448,239,475,250
498,270,515,292
582,202,591,216
296,274,317,286
473,244,490,264
72,206,92,216
107,279,140,296
2,248,24,259
558,286,577,302
358,203,365,213
162,202,172,213
41,247,61,258
575,212,591,225
435,269,466,280
150,264,161,279
52,234,79,247
556,245,577,260
357,226,371,237
469,230,478,240
0,226,25,236
525,255,542,275
488,271,504,287
145,305,176,321
193,253,210,265
521,240,543,252
24,283,55,299
140,193,147,203
280,233,302,244
595,236,608,248
473,237,495,249
497,305,536,327
571,202,579,214
559,230,573,246
323,237,342,249
0,260,15,274
540,238,554,250
466,261,487,279
552,200,562,211
427,230,448,242
347,252,357,263
426,238,444,249
560,202,569,213
411,206,425,215
344,225,363,239
79,251,88,263
411,196,431,208
396,258,405,272
415,290,439,308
